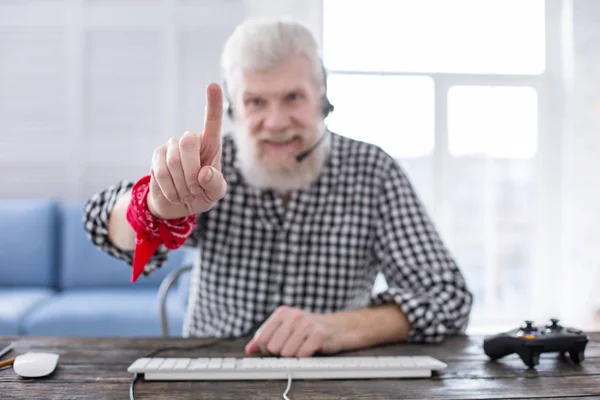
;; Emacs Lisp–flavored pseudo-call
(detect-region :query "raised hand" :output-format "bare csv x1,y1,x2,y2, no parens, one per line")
147,83,227,220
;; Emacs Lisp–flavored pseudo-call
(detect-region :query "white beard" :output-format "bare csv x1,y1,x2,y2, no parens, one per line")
233,120,330,194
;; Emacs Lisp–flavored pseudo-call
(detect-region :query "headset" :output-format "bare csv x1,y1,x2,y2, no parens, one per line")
223,60,334,120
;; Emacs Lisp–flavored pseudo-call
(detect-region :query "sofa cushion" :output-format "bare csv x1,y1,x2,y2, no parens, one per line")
0,288,55,335
59,202,188,289
21,288,186,337
0,199,58,287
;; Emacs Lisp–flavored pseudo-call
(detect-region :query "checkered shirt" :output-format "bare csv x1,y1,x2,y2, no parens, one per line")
83,132,473,343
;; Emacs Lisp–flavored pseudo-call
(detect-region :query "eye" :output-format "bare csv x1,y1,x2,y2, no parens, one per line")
244,97,264,109
286,92,301,101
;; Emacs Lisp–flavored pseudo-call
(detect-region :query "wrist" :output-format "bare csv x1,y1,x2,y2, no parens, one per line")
126,175,197,282
318,305,411,353
316,313,361,353
129,175,196,228
145,193,166,221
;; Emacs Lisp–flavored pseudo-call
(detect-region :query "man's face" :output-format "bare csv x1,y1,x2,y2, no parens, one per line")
234,53,323,170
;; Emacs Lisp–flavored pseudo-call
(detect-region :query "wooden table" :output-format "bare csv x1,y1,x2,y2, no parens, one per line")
0,334,599,399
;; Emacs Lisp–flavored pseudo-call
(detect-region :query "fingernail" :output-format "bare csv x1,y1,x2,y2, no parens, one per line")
203,167,214,183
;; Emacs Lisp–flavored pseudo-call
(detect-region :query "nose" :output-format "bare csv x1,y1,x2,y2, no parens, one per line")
263,104,292,133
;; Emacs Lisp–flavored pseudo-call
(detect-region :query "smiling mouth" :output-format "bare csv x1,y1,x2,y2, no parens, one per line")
261,137,302,151
264,137,298,145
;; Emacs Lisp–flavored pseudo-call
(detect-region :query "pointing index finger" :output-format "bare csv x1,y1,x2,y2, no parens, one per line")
203,82,223,146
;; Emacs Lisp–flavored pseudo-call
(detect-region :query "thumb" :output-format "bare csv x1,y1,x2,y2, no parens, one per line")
197,166,227,202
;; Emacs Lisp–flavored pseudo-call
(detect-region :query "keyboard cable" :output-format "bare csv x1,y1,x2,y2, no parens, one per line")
283,371,293,400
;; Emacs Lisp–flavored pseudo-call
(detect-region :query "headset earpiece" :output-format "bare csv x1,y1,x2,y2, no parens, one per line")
320,61,334,118
222,79,233,119
322,96,334,118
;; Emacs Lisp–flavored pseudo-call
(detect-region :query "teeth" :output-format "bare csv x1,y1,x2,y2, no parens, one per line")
268,139,294,144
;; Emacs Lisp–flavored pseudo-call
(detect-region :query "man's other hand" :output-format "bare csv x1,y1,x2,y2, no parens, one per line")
245,306,341,357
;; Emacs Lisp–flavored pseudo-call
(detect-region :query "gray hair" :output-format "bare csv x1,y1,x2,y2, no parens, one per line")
220,18,325,105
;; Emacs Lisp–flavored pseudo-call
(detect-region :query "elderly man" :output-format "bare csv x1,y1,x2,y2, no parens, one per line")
84,18,472,357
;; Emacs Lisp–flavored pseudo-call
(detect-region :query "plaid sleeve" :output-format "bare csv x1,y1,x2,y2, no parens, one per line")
82,180,201,277
370,157,473,343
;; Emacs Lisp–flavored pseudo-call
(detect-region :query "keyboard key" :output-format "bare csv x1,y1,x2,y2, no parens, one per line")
128,358,151,371
173,358,191,370
189,358,210,370
145,358,164,370
158,358,178,370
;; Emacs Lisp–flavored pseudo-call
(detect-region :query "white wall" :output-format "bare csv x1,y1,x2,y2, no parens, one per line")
560,0,600,327
0,0,322,201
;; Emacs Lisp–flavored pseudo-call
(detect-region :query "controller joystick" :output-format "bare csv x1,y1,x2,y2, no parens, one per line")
522,320,536,332
546,318,562,331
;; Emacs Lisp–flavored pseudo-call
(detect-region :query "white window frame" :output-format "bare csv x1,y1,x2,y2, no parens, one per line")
320,0,565,329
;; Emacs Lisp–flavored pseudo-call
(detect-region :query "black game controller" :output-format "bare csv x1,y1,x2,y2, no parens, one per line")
483,319,589,368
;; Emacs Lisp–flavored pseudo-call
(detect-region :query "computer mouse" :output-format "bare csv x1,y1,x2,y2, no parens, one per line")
13,352,59,378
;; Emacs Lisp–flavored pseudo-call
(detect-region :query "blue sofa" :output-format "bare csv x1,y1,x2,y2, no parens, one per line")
0,199,192,337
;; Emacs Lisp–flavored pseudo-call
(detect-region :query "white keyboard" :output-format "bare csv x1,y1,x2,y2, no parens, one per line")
127,355,447,380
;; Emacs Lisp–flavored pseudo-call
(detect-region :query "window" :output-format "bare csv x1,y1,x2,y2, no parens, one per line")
326,75,434,158
448,86,538,158
323,0,545,74
323,0,547,328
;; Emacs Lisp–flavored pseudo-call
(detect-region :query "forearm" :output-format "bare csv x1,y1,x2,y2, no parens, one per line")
107,189,136,251
322,304,412,353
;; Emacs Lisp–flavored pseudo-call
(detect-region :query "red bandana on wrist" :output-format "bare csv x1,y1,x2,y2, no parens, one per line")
126,175,197,282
